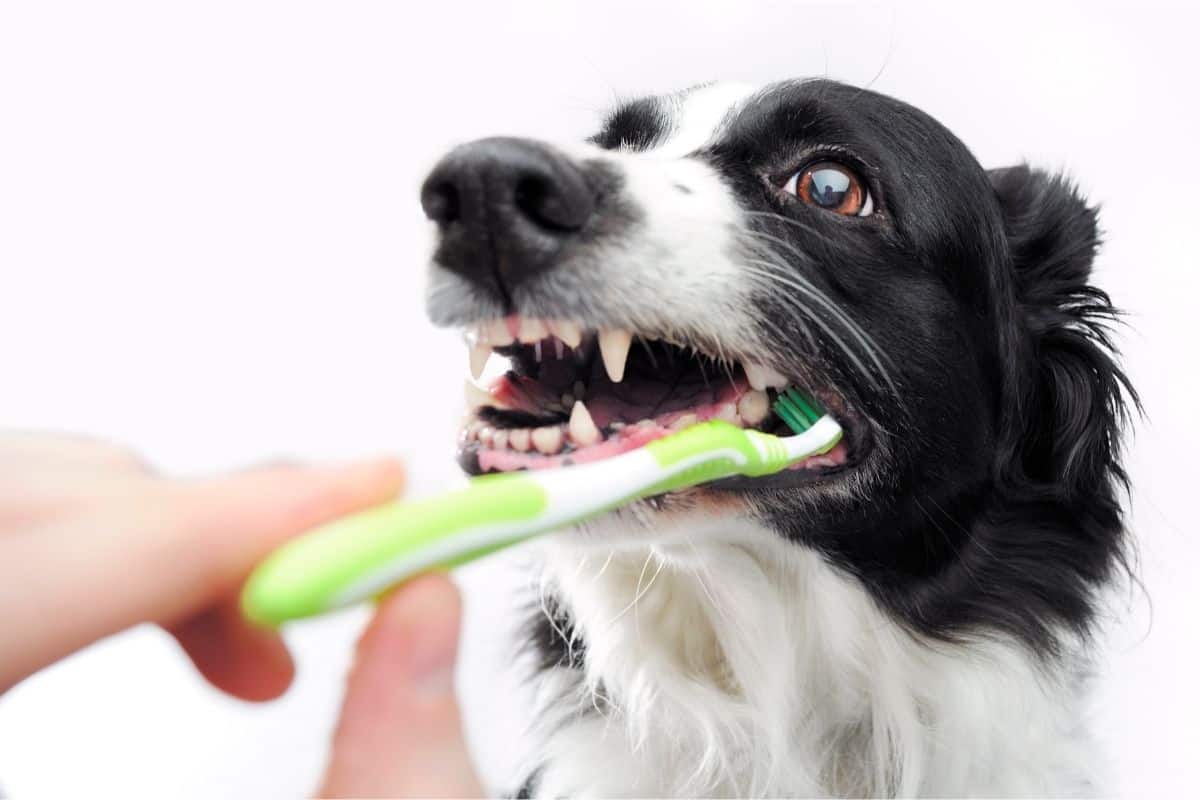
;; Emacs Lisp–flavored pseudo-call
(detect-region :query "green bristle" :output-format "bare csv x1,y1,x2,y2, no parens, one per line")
772,388,824,434
773,394,809,433
775,402,808,433
788,389,822,424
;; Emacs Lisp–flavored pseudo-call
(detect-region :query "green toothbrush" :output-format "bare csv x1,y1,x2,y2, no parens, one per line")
241,388,840,626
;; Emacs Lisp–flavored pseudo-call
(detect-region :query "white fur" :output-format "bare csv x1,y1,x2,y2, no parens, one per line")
520,513,1098,797
544,138,765,362
425,82,1103,795
646,82,758,159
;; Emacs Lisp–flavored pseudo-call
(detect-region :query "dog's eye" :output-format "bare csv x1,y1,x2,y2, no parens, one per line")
785,162,873,217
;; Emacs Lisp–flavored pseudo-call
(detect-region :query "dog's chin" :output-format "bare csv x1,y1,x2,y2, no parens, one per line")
454,315,871,507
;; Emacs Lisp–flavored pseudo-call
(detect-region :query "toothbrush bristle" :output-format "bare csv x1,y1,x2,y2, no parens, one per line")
773,388,824,434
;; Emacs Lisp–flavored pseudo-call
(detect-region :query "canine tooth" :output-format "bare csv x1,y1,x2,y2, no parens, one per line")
518,318,548,344
568,401,601,446
609,421,626,431
509,428,531,452
598,328,633,382
478,426,495,446
547,319,582,348
493,430,509,449
532,426,563,454
464,380,494,410
469,343,491,380
716,403,739,424
742,361,788,391
669,413,697,431
483,318,513,346
737,390,769,425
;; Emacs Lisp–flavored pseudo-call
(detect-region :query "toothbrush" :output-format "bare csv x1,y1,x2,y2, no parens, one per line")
241,389,841,626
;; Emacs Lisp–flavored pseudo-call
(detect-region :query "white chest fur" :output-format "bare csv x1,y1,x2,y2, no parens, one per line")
523,515,1098,797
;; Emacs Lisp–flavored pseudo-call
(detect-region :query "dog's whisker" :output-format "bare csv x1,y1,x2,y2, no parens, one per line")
424,77,1134,799
740,261,881,392
604,551,659,630
737,221,895,372
737,227,899,395
633,555,666,642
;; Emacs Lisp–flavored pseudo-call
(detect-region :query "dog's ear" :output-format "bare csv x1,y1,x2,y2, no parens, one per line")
988,165,1136,491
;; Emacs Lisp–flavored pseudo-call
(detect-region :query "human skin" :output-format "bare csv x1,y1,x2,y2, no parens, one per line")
0,432,482,797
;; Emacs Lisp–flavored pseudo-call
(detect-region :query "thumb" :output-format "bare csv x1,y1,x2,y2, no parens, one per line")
320,574,484,799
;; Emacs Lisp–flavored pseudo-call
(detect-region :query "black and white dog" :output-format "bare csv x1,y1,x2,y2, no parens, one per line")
420,80,1134,796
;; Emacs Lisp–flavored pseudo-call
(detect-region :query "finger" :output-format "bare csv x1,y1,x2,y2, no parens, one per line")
0,430,148,474
152,457,407,624
1,458,405,691
320,574,483,799
168,595,295,702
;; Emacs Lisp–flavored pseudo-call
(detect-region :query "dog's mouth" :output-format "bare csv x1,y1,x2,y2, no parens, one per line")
458,316,863,488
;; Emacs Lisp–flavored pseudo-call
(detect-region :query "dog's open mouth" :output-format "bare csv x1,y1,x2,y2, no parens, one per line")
459,316,855,482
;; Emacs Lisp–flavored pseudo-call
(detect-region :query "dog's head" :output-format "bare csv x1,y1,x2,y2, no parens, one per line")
421,79,1133,651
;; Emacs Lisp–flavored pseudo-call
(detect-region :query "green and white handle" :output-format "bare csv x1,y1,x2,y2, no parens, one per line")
241,416,842,626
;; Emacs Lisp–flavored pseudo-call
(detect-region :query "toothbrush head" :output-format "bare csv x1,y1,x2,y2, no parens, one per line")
773,387,825,434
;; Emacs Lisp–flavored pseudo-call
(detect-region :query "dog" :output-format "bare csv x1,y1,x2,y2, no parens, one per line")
419,79,1135,797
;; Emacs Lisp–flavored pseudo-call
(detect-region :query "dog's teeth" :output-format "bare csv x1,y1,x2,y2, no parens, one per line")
464,380,495,411
547,319,582,348
598,328,633,382
478,426,495,447
569,401,601,446
483,318,513,347
742,361,788,391
492,429,509,449
737,390,769,425
518,318,548,344
715,403,739,424
743,361,767,390
532,426,563,454
469,343,491,379
668,413,697,431
509,428,531,452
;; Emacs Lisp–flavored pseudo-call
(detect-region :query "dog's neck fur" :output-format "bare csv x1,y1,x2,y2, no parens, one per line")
523,514,1098,797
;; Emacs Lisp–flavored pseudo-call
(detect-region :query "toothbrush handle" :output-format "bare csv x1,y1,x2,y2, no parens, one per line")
241,441,669,625
240,419,837,626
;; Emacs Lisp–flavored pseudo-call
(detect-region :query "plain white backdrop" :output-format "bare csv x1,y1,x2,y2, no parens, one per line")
1,1,1197,796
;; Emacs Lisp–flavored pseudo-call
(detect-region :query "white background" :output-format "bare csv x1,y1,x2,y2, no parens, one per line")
1,1,1197,796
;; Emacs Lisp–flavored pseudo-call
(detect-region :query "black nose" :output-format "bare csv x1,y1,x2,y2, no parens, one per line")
420,137,594,298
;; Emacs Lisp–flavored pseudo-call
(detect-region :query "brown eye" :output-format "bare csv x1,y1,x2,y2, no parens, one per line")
785,162,873,216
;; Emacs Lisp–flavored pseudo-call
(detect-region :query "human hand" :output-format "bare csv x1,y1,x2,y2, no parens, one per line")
0,432,483,796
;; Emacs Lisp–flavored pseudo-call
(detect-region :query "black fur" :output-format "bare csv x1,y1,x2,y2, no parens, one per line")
423,78,1139,796
589,95,673,151
725,82,1136,657
530,80,1136,666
